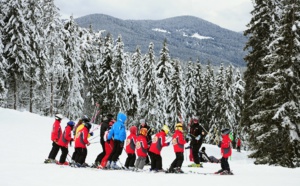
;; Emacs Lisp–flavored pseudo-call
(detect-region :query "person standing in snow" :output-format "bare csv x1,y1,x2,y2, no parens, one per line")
106,112,127,169
44,114,63,163
93,114,115,167
56,121,75,165
134,128,149,171
139,119,152,165
167,123,187,173
188,117,205,167
215,128,233,175
236,137,241,152
124,125,137,170
97,122,114,169
149,125,170,172
73,122,92,167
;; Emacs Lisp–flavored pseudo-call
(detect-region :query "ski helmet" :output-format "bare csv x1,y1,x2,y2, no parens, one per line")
221,128,231,135
67,121,75,126
139,128,148,136
162,125,170,135
82,115,90,123
84,122,92,130
175,123,183,131
55,114,63,120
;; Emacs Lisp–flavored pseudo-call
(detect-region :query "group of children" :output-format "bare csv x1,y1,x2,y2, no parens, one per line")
44,113,234,175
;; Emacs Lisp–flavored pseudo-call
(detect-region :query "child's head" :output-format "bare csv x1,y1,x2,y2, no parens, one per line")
139,128,148,136
175,123,183,132
130,125,137,135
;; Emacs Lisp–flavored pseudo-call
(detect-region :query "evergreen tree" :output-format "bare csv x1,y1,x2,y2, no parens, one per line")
156,39,172,124
2,0,32,110
98,33,114,114
0,14,7,106
201,62,215,132
112,35,129,114
58,16,84,119
42,0,65,116
194,58,203,118
247,0,300,167
242,0,281,146
140,42,160,129
167,59,185,132
184,59,197,125
208,64,226,144
131,46,143,99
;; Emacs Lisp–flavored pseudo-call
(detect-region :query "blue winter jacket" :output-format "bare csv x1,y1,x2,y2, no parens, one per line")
107,112,127,142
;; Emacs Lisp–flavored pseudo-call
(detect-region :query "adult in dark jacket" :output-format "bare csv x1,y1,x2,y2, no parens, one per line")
93,114,115,166
139,119,152,164
188,117,205,167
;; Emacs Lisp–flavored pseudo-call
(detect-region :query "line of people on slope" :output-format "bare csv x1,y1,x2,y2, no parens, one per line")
44,113,234,174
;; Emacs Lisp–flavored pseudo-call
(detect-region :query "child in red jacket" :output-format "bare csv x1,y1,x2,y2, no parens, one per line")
57,121,75,165
73,122,91,167
166,123,186,173
124,126,137,170
215,128,233,175
149,125,170,172
134,128,149,171
44,114,63,163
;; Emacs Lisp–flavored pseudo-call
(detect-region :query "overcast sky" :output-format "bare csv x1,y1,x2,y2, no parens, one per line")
54,0,253,32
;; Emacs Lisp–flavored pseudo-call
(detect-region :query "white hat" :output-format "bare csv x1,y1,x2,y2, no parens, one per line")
140,119,145,123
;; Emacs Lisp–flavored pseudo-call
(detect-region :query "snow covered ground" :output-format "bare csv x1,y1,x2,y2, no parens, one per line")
0,107,299,186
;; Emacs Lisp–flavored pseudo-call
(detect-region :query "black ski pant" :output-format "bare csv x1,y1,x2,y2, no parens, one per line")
58,146,68,163
75,147,87,165
95,139,105,163
191,141,202,164
108,140,123,162
124,153,136,168
71,148,78,162
170,152,184,169
149,151,163,170
221,157,230,171
48,141,60,160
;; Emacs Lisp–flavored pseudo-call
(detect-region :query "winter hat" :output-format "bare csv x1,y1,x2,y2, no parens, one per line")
140,119,146,124
221,128,231,135
67,121,75,126
130,126,138,135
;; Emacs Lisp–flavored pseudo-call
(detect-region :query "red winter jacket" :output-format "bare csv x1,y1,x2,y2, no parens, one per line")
125,133,137,154
74,126,89,148
149,131,168,155
51,119,62,142
221,134,232,158
136,135,148,157
237,138,241,147
57,125,73,148
172,130,186,153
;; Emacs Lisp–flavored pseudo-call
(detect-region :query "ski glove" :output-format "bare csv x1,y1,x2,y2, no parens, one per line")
89,132,94,136
166,142,170,146
195,135,201,140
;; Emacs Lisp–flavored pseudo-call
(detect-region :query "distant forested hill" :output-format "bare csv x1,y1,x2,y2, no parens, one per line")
75,14,247,67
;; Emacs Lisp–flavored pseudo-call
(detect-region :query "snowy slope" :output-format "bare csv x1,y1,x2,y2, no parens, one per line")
0,107,299,186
